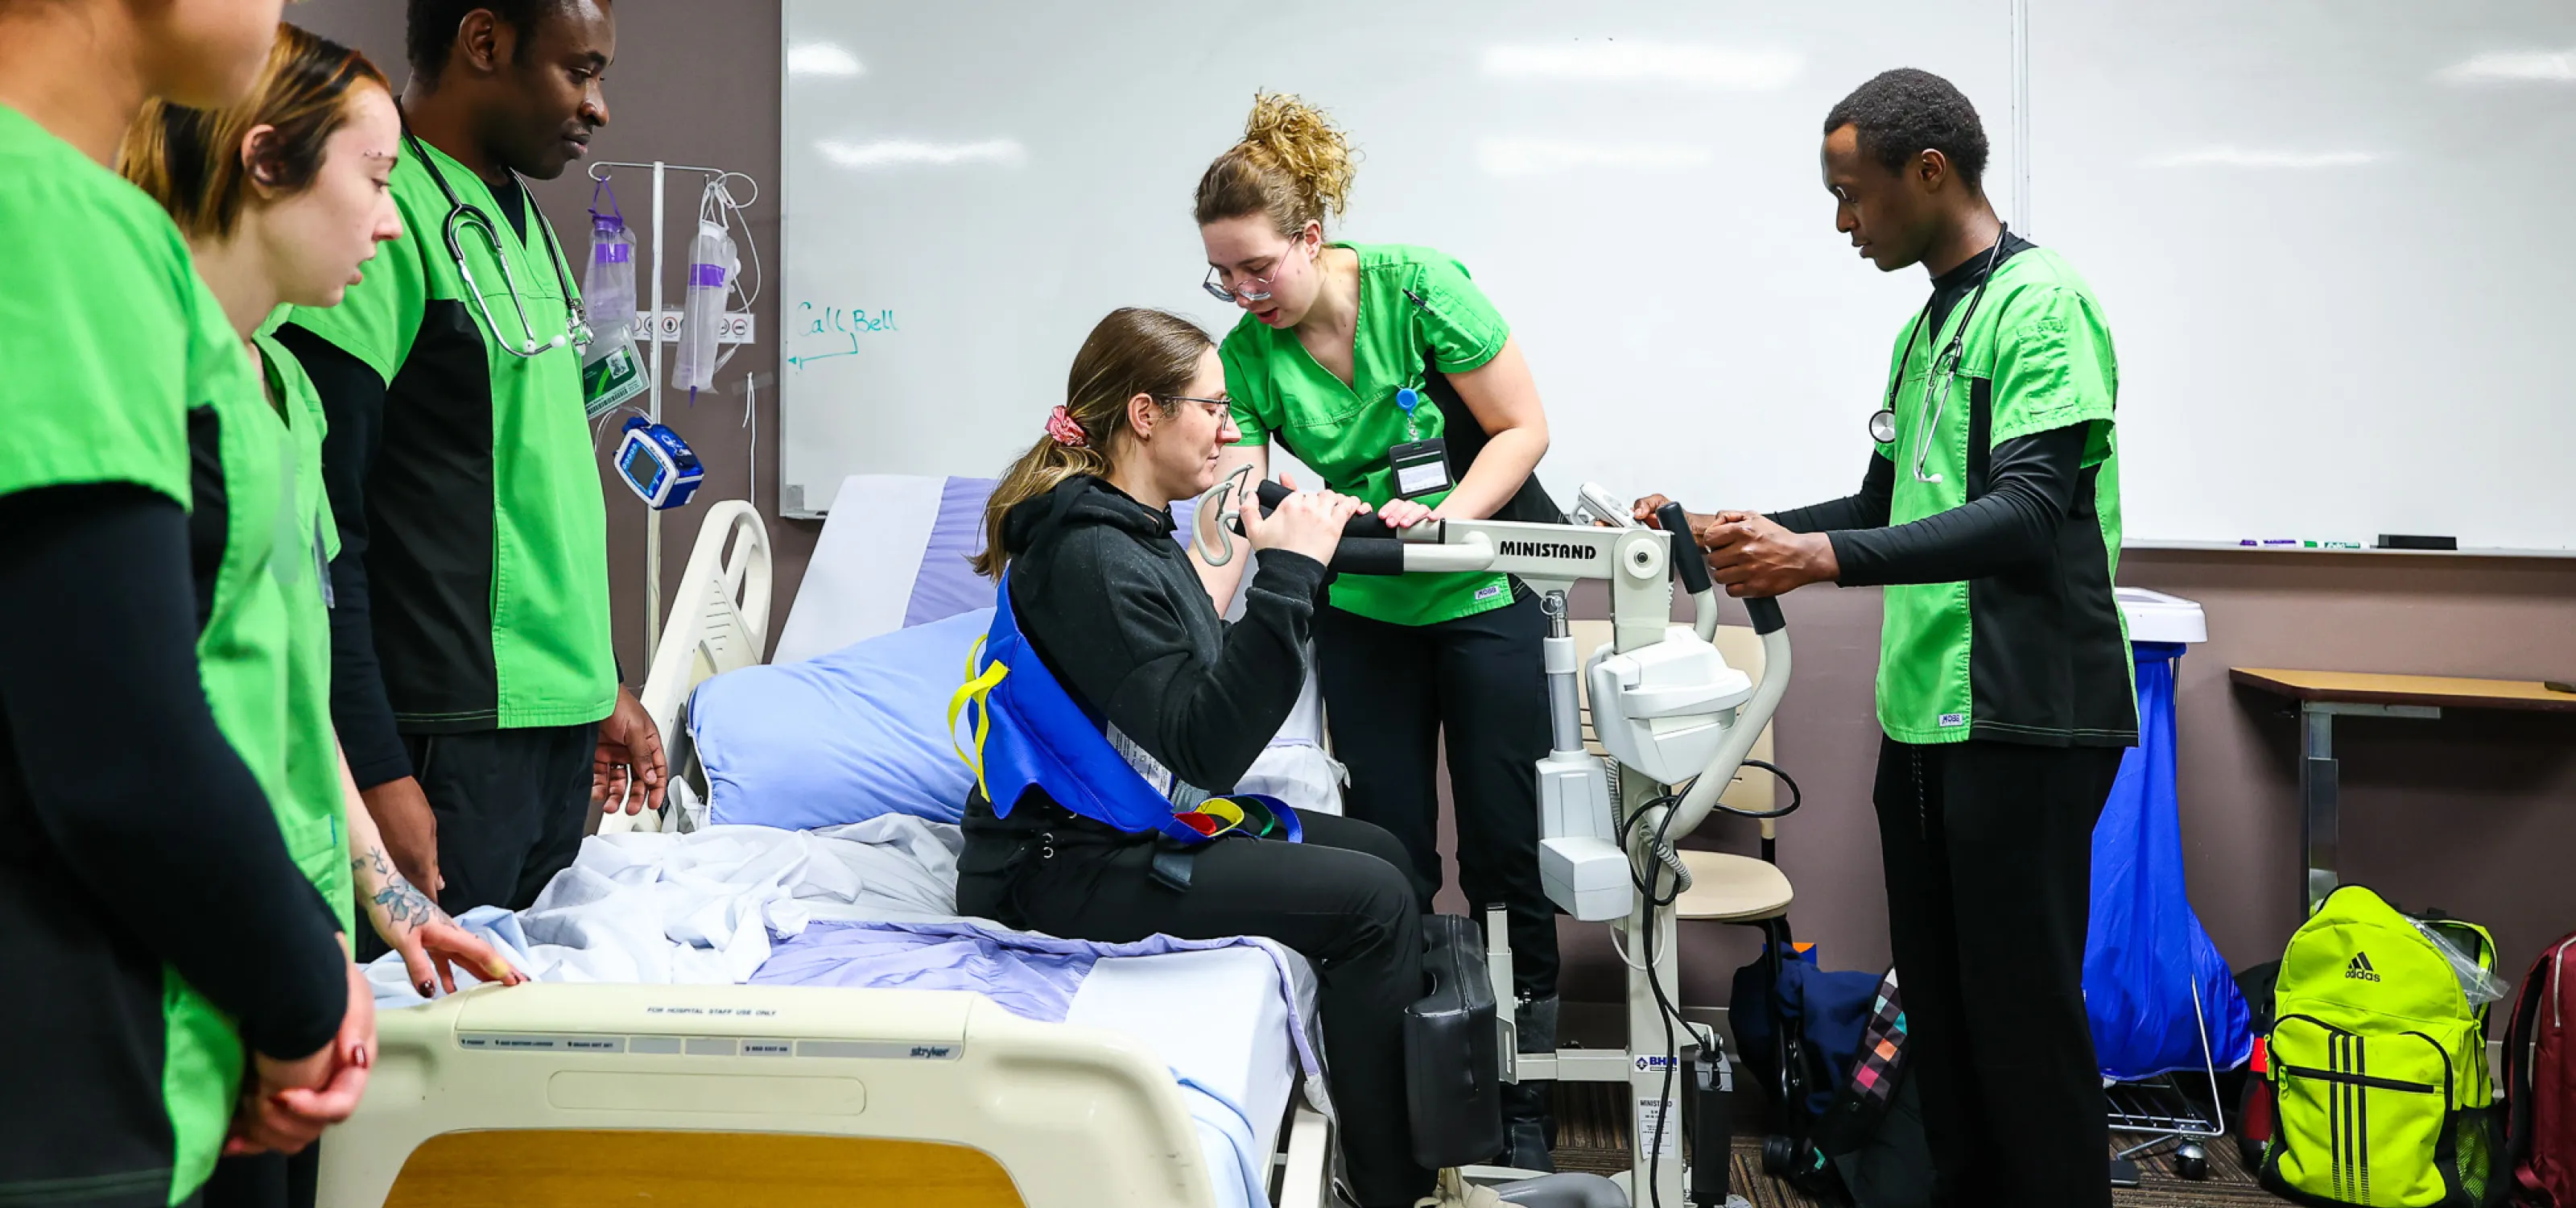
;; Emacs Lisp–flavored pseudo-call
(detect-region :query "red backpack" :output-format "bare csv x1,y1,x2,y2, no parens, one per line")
2505,931,2576,1205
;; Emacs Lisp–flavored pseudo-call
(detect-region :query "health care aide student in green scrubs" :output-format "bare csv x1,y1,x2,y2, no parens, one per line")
1638,70,2133,1208
274,0,667,951
1191,93,1563,1171
121,24,530,1207
0,2,371,1204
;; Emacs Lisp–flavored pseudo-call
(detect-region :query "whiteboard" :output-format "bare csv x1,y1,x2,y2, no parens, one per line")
2029,1,2576,549
779,1,2576,550
778,0,2016,522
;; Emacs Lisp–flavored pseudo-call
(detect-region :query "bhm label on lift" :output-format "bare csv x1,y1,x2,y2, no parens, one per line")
1497,540,1600,561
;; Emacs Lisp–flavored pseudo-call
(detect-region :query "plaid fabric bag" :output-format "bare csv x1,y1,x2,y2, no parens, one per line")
1814,969,1909,1149
1802,969,1934,1208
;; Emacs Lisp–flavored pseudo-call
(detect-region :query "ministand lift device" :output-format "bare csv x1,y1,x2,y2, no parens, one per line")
1206,474,1795,1207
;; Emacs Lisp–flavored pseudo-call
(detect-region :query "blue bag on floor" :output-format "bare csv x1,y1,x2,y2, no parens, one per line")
1732,945,1880,1123
2083,641,2252,1082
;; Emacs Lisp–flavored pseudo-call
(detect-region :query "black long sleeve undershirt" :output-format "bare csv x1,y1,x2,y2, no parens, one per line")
1771,423,2089,587
0,485,347,1061
271,324,413,791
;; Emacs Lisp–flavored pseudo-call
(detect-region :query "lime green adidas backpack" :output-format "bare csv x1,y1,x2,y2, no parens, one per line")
2261,884,2506,1208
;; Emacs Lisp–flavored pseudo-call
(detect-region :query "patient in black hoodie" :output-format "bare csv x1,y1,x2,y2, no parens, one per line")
956,308,1435,1207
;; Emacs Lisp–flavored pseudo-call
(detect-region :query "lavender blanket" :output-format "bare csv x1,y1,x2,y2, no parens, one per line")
748,918,1323,1079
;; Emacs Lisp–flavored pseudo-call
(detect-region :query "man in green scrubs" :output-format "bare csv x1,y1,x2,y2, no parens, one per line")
274,0,663,945
0,2,357,1201
1640,69,2132,1206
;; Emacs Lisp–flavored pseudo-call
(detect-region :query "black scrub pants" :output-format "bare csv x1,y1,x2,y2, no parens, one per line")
1873,738,2123,1208
985,813,1434,1208
354,722,597,962
1314,597,1558,1000
198,1146,315,1208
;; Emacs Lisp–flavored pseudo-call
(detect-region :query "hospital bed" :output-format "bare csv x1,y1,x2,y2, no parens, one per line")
320,484,1340,1208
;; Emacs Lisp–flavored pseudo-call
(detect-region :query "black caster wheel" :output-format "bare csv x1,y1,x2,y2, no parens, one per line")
2176,1142,2210,1181
1760,1134,1801,1177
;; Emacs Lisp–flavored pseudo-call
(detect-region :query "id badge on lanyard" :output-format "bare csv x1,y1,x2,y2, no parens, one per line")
1384,385,1452,499
583,327,649,420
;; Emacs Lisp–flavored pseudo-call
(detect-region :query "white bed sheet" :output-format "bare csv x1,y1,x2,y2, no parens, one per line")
1072,948,1300,1208
367,820,1311,1208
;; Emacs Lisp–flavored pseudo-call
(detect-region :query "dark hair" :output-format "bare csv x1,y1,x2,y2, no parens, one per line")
972,308,1213,580
1194,92,1356,238
406,0,571,84
1823,68,1989,188
121,23,389,241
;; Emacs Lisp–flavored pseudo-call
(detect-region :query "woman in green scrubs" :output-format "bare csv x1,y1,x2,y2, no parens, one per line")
1190,93,1563,1169
120,23,526,1206
0,2,365,1204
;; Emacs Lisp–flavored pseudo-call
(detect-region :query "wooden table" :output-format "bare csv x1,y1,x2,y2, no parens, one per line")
2231,668,2576,917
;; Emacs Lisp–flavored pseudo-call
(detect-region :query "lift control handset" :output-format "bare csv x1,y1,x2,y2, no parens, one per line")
1571,481,1640,530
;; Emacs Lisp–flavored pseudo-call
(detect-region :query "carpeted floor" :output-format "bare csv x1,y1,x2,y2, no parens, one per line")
1546,1082,2288,1206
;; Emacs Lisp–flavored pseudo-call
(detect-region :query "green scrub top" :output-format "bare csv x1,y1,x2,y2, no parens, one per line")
0,102,256,1203
1873,246,2133,745
252,315,355,937
287,137,615,730
1220,242,1517,627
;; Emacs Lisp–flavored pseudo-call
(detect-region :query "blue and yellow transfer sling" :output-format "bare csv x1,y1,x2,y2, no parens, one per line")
950,571,1302,854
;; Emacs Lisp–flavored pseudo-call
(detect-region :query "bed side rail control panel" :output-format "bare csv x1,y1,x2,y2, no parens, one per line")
1405,912,1504,1169
452,1032,962,1060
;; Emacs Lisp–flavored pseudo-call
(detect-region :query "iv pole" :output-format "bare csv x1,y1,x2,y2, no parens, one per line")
584,159,759,672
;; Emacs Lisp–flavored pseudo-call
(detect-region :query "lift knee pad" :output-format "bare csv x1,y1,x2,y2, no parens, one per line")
1405,912,1503,1169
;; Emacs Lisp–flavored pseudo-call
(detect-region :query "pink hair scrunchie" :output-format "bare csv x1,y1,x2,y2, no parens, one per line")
1045,404,1088,449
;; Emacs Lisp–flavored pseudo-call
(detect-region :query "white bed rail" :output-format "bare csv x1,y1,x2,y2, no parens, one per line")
319,982,1224,1207
603,500,771,835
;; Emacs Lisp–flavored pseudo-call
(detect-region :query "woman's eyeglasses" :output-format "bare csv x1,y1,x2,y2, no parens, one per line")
1162,395,1235,421
1203,244,1303,304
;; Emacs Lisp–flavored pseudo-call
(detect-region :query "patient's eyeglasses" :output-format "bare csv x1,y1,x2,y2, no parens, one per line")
1161,395,1235,421
1203,243,1306,304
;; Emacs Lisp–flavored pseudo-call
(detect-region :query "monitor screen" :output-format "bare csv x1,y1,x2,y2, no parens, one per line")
621,441,661,490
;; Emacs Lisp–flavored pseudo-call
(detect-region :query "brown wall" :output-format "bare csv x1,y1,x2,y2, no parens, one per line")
289,3,2576,1010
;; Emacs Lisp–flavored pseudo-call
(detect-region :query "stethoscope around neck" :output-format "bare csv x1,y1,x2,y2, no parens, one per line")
405,129,592,358
1868,225,2008,484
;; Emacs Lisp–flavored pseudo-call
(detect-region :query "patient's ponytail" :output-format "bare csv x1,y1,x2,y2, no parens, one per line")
972,308,1214,580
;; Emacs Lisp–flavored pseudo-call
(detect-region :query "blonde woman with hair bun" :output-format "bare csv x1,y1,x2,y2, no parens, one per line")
1191,91,1565,1178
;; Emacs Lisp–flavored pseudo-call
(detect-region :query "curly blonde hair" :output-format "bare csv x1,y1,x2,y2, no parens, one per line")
1192,92,1356,238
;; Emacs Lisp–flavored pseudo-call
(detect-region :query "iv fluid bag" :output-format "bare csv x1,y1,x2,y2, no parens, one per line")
675,220,737,394
585,213,638,332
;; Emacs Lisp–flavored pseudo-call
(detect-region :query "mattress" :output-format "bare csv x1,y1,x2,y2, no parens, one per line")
1070,947,1302,1208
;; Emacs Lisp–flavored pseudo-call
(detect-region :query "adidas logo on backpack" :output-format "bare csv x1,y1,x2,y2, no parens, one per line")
2346,952,2381,983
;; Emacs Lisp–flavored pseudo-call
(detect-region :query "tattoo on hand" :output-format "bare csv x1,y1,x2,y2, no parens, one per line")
371,882,441,929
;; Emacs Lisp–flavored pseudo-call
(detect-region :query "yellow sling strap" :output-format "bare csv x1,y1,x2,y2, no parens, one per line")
946,635,1009,802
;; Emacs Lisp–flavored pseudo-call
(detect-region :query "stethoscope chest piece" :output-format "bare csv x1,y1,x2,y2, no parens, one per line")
1867,408,1897,445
